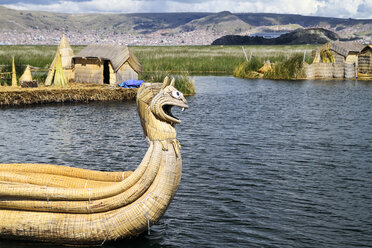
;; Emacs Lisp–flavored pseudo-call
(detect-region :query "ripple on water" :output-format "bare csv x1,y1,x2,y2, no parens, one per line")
0,78,372,248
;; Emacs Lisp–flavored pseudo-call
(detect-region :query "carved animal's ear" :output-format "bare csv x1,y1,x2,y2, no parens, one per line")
170,78,175,87
162,76,170,89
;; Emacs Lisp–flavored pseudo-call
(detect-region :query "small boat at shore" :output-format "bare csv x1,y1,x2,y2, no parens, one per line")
0,77,188,245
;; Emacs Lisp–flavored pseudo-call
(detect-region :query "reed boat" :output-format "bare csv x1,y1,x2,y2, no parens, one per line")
0,77,188,245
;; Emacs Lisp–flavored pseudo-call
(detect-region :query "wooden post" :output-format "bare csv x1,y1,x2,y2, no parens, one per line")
242,46,248,62
355,62,358,78
12,56,17,87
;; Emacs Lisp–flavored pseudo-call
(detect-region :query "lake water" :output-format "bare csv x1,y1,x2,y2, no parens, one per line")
0,77,371,248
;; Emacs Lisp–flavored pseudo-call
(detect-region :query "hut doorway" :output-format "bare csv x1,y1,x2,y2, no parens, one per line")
103,60,110,84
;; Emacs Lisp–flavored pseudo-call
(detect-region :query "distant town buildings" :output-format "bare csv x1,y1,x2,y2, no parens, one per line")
0,28,223,46
0,26,370,46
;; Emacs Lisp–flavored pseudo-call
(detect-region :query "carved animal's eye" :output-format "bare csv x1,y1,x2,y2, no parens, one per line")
172,90,182,99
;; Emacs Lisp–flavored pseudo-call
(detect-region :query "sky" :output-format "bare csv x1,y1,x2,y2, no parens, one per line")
1,0,371,19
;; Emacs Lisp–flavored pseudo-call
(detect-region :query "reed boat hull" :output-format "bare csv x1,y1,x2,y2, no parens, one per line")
0,141,182,245
0,77,188,245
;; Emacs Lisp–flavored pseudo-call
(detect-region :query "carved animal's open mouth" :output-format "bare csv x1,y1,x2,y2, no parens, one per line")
162,102,188,124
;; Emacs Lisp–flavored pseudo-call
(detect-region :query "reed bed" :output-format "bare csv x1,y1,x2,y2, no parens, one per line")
131,45,316,74
0,45,84,86
0,45,316,75
140,71,195,95
0,83,137,106
263,54,306,80
0,45,317,95
234,53,310,79
233,57,263,79
0,45,84,69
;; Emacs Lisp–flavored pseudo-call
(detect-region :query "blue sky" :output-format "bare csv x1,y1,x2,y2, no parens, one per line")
1,0,371,19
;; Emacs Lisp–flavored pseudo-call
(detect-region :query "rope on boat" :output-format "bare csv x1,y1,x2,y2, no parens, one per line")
87,188,91,210
46,176,52,187
47,188,54,202
146,213,151,235
100,213,120,246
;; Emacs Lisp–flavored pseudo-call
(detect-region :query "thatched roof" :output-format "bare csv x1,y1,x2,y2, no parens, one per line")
52,50,68,87
58,34,74,68
19,65,32,82
47,34,74,72
73,45,141,73
328,41,366,57
361,45,372,52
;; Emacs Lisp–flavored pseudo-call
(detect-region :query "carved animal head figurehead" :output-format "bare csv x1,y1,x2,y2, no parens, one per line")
136,77,188,141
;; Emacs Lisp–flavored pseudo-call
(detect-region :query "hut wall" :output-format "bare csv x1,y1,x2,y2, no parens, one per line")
331,51,345,64
304,64,314,79
74,58,103,84
64,69,75,82
344,63,356,79
109,63,116,85
305,63,349,79
358,49,372,76
332,63,345,78
116,62,138,84
313,63,333,79
345,53,359,64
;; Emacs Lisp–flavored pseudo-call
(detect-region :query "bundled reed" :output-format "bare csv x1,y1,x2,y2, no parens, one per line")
0,77,188,245
304,63,314,79
345,63,356,79
140,71,195,95
311,63,333,79
233,57,263,79
332,63,345,78
0,84,137,106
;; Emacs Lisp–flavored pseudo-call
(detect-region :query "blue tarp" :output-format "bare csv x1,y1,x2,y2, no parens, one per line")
118,79,144,88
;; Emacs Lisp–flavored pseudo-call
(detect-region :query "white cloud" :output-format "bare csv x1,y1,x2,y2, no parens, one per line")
315,0,372,19
3,0,372,18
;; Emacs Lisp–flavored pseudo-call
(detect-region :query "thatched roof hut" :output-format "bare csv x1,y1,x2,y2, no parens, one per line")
316,41,366,64
329,41,365,64
307,42,371,79
72,45,141,85
45,34,74,85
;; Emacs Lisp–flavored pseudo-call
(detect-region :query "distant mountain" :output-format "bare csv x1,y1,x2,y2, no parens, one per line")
176,11,252,34
0,5,371,45
0,6,209,33
211,28,341,45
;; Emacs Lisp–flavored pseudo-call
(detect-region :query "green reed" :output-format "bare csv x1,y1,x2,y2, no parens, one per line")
139,71,195,95
0,45,316,74
0,45,316,85
234,54,308,80
130,45,316,75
